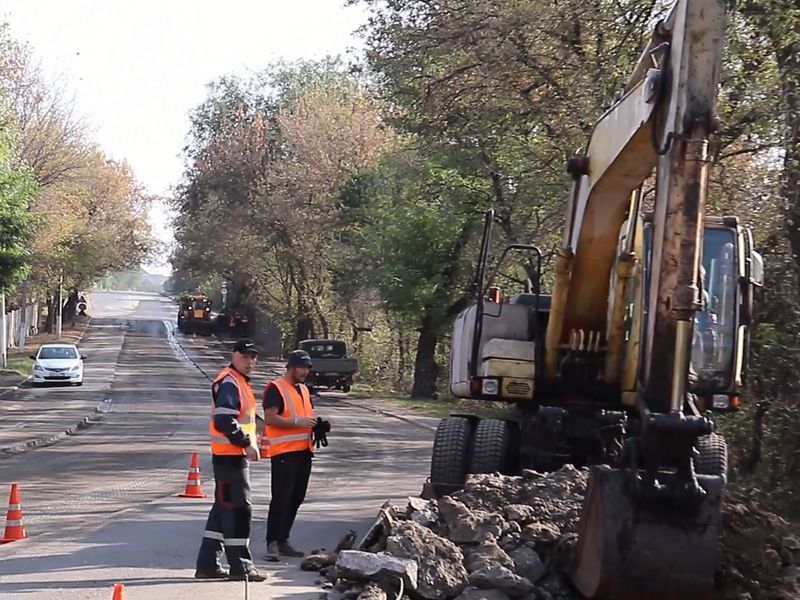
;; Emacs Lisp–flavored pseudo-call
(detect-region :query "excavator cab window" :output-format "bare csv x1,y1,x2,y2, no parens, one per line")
642,221,748,396
691,227,737,390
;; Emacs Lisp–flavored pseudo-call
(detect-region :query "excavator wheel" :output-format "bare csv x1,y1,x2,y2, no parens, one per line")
695,432,728,480
572,465,724,600
429,416,474,496
469,418,511,475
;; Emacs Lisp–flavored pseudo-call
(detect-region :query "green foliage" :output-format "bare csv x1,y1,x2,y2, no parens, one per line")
354,155,476,323
0,107,35,291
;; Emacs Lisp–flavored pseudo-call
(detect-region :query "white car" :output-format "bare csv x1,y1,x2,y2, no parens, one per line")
31,343,85,386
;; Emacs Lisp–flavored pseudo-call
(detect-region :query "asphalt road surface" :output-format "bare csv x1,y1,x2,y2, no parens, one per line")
0,291,437,599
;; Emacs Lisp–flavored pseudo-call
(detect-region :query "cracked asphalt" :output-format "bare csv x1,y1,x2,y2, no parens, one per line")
0,291,436,599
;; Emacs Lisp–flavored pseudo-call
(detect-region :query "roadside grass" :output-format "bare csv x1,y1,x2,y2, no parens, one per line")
0,317,90,377
349,384,511,419
0,352,31,377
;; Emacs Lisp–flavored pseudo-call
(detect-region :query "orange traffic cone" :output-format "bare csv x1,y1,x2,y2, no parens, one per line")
111,583,126,600
178,452,207,498
0,483,26,544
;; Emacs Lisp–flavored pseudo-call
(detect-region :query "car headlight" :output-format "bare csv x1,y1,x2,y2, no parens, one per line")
33,364,46,372
69,365,81,373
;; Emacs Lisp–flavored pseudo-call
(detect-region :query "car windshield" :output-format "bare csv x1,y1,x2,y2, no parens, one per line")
39,346,78,360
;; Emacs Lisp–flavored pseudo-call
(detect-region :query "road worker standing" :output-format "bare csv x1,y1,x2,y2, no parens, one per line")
260,349,317,561
195,339,266,582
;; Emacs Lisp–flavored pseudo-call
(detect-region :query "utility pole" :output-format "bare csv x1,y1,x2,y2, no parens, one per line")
1,290,7,369
57,271,63,339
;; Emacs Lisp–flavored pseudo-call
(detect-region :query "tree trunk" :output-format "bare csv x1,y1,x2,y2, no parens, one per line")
396,322,407,389
411,315,439,399
777,33,800,275
742,399,772,474
43,294,55,334
63,288,79,322
310,296,329,339
294,299,314,347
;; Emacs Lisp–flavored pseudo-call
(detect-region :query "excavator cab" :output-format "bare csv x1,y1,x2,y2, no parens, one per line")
686,218,764,408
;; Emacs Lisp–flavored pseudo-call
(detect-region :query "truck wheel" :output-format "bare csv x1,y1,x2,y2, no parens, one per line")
469,418,511,475
431,416,474,487
694,433,728,480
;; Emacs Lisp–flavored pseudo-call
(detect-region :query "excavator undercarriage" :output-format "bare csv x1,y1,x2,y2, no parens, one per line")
424,1,764,597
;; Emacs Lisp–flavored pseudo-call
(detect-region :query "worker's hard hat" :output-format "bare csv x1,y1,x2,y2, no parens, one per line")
286,349,313,368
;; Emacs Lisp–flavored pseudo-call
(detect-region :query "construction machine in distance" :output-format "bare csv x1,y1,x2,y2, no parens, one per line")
425,1,764,598
176,293,216,335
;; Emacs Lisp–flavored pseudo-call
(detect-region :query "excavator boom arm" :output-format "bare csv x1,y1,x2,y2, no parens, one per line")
545,0,727,416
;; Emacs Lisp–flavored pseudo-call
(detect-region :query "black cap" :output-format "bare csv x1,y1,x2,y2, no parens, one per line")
286,349,313,368
232,339,259,355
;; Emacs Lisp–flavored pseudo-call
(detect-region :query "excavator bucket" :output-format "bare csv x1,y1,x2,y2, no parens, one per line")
572,465,723,600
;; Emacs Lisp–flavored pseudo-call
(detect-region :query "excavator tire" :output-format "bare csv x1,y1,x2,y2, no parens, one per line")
469,418,511,475
430,416,473,490
572,465,723,600
695,432,728,480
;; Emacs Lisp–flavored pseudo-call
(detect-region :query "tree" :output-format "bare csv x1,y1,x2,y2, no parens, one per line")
171,60,390,347
346,151,483,396
0,100,36,290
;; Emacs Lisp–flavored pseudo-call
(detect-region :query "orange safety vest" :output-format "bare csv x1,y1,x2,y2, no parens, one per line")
259,378,314,458
209,367,257,456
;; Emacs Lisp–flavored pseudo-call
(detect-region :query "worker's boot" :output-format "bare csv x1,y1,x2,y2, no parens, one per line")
265,541,280,562
278,541,304,557
228,568,267,582
194,566,229,579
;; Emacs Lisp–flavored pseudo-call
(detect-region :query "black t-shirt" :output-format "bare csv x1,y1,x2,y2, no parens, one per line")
262,381,314,416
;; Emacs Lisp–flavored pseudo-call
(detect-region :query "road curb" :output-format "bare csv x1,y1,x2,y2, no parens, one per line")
0,395,113,457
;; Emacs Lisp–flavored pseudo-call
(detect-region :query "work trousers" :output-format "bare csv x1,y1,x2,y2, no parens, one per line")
196,455,254,575
266,450,313,544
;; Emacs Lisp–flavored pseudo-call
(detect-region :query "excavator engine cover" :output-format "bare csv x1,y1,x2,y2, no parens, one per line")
573,465,723,599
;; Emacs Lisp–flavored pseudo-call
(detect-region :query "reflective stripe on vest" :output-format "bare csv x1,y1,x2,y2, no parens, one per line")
260,378,313,457
209,368,257,456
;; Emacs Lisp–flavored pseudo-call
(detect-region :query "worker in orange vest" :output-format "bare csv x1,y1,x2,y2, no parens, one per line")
195,339,266,582
260,349,318,561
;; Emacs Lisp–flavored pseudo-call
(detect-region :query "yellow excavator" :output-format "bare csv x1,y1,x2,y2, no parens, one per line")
426,1,764,597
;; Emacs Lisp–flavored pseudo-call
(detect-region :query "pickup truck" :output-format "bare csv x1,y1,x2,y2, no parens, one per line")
299,339,358,394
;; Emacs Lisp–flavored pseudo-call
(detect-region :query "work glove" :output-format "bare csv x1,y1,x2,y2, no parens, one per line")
312,418,331,449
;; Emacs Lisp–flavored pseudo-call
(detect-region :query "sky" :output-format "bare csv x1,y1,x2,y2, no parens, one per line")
0,0,369,275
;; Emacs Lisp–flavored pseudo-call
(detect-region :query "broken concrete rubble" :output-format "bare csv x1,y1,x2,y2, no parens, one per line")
387,520,469,600
463,540,514,574
468,565,535,598
320,467,800,600
335,550,418,592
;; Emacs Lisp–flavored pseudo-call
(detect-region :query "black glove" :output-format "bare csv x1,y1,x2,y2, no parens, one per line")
312,418,331,449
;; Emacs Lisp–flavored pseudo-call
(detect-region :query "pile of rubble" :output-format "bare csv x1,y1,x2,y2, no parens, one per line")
718,499,800,599
302,466,800,600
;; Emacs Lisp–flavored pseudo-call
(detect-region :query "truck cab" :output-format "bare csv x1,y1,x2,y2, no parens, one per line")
299,339,358,394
